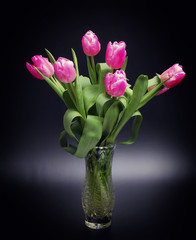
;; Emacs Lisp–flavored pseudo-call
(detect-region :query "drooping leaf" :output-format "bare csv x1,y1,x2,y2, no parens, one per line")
118,95,128,109
83,84,99,114
74,115,103,158
96,92,111,116
119,110,143,145
59,130,77,155
63,109,84,142
71,120,83,136
79,75,91,89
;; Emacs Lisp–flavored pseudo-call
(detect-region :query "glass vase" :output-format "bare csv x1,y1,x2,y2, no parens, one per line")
82,145,116,229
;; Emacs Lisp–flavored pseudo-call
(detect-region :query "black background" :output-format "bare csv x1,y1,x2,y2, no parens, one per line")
2,1,196,239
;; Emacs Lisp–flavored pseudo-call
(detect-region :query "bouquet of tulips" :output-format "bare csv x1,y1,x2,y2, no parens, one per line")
26,30,186,158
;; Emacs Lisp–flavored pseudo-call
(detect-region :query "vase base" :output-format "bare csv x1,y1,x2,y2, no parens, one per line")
85,220,111,229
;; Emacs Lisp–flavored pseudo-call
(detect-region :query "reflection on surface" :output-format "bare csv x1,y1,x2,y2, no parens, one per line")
4,137,190,183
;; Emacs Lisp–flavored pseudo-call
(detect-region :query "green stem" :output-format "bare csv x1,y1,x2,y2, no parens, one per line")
50,76,58,86
53,75,67,92
137,78,169,110
65,83,77,107
70,82,76,99
91,56,96,72
90,56,97,84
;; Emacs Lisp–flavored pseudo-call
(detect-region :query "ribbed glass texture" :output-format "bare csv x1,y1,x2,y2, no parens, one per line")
82,145,116,229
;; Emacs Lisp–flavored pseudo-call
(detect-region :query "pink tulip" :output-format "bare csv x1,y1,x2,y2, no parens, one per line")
104,70,127,97
54,57,76,83
160,64,186,88
105,41,126,69
26,55,54,80
82,30,101,56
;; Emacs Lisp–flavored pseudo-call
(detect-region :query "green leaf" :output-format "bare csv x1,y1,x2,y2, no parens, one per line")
62,90,75,109
83,84,99,114
119,110,143,145
96,92,111,116
45,48,56,65
121,56,128,71
148,75,160,88
71,49,86,119
63,109,84,142
137,78,168,109
102,100,123,139
71,120,83,136
96,63,112,93
124,85,133,103
107,74,148,144
79,75,91,89
59,130,77,155
118,95,128,109
87,56,97,84
74,115,103,158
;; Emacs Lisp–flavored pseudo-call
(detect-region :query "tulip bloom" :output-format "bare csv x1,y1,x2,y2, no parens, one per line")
26,55,54,80
105,41,126,69
105,70,127,97
82,30,101,56
54,57,76,83
148,64,186,96
160,64,186,88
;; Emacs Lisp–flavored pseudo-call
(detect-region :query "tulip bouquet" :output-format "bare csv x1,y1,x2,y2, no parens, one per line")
26,30,186,159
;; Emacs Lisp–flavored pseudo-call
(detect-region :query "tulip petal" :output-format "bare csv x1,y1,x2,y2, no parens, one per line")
26,62,44,80
111,80,127,97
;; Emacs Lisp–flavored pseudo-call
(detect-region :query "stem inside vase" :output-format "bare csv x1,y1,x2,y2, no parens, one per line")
82,145,116,229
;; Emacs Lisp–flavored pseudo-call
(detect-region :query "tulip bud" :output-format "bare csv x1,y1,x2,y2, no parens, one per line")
26,55,54,80
160,64,186,88
104,70,127,97
54,57,76,83
105,41,126,69
82,30,101,56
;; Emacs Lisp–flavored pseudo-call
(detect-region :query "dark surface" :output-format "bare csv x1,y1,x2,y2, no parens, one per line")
1,176,195,239
2,1,196,239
